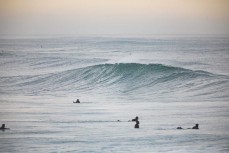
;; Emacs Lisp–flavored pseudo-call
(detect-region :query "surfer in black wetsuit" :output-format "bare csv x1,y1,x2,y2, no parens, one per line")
177,123,199,130
0,124,10,130
73,99,80,103
192,124,199,129
132,116,140,128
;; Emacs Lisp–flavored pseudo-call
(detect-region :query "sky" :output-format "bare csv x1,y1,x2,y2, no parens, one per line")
0,0,229,35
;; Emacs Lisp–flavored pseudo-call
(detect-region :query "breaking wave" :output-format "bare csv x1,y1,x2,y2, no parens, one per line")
0,63,228,100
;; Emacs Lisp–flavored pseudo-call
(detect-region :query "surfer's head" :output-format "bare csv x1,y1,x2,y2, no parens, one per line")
1,124,5,128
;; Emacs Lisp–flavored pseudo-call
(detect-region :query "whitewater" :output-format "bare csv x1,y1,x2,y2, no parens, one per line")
0,35,229,153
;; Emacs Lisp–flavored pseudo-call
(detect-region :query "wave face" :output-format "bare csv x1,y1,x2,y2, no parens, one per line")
1,63,228,101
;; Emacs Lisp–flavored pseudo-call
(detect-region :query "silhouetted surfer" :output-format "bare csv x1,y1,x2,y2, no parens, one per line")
0,124,10,130
177,123,199,130
73,99,80,103
132,116,140,128
192,124,199,129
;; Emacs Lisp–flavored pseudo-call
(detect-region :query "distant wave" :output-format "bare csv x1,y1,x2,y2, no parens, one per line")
0,63,228,99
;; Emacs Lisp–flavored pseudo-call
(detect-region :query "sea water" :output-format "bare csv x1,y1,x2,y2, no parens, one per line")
0,35,229,153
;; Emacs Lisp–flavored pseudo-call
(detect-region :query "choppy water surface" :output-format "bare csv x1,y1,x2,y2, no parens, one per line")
0,35,229,152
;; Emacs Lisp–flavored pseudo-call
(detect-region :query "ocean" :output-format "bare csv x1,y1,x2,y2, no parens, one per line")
0,35,229,153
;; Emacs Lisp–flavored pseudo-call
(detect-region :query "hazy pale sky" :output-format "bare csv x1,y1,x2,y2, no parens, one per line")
0,0,229,35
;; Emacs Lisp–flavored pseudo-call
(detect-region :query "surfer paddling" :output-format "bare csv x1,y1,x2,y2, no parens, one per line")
177,123,199,130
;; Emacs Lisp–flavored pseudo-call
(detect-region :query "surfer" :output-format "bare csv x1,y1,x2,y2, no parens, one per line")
0,124,10,130
177,123,199,130
73,99,80,103
132,116,140,128
192,124,199,129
